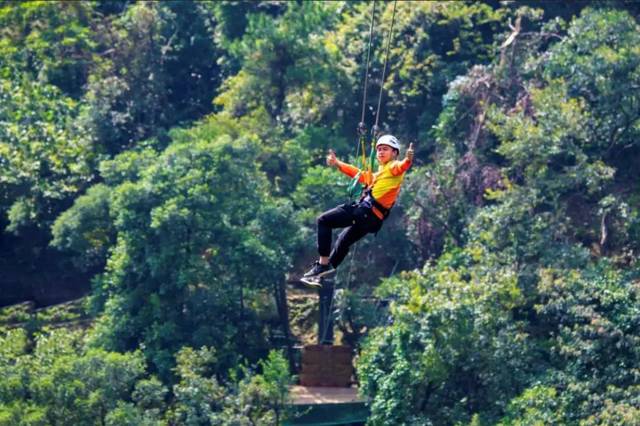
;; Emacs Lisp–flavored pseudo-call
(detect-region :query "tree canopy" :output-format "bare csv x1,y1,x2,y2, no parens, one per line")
2,1,640,424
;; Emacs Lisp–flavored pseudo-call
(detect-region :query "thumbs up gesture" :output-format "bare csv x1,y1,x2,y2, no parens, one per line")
405,143,414,162
326,149,338,167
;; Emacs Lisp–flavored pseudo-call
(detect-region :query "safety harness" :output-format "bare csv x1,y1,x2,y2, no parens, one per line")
361,188,392,219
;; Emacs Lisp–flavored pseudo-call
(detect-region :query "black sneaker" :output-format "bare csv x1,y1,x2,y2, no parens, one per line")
300,276,323,289
303,261,336,279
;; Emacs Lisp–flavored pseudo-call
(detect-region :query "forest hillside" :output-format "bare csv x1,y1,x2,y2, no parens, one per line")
1,1,640,424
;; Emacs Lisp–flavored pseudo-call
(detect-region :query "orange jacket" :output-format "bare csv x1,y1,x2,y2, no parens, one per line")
336,158,412,219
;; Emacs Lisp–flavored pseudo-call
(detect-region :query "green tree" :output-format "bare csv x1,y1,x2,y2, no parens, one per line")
533,264,640,422
88,114,300,379
0,75,94,233
498,385,566,426
0,328,151,426
51,183,114,273
228,350,293,425
82,1,222,155
166,346,225,425
215,2,343,127
0,72,95,306
0,1,97,97
358,249,534,425
50,146,160,277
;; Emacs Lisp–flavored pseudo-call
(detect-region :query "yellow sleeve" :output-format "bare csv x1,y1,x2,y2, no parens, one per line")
389,158,412,176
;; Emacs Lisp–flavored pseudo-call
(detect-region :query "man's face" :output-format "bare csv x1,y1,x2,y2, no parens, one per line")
376,144,397,164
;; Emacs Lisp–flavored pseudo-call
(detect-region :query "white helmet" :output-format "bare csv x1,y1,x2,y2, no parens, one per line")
376,134,400,151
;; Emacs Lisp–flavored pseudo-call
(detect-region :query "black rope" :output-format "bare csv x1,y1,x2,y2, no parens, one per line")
374,0,398,129
319,278,334,345
318,242,357,346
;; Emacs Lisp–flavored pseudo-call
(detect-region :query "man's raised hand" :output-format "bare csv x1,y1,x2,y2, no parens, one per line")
406,143,414,162
326,149,338,167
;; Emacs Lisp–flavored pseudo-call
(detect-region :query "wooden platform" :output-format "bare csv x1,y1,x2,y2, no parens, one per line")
286,386,368,425
290,385,363,405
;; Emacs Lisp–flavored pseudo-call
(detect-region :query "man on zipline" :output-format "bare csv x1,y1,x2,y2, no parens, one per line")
302,135,414,286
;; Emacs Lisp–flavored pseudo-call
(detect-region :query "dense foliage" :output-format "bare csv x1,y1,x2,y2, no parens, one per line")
358,6,640,425
1,1,640,424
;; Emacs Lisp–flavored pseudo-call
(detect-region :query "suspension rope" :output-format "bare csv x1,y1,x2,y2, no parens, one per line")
374,0,398,129
360,1,376,126
353,0,378,180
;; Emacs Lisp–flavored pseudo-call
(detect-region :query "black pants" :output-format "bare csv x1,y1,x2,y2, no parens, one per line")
317,202,383,268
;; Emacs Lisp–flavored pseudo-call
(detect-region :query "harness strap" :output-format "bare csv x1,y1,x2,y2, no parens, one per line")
361,188,393,219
